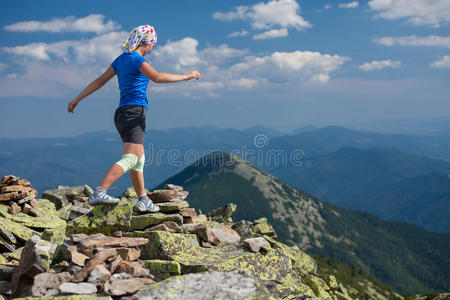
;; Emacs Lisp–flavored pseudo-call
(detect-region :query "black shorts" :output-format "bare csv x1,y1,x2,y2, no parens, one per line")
114,105,147,144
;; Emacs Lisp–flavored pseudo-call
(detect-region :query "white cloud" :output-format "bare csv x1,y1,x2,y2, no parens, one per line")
228,50,349,84
253,28,288,40
324,4,332,10
339,1,359,9
2,31,126,63
227,30,250,38
430,56,450,68
358,60,401,71
373,35,450,48
368,0,450,27
213,0,311,40
4,14,120,34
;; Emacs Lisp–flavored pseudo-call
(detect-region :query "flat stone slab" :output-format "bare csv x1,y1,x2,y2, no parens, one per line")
123,271,280,300
130,213,183,231
157,200,189,213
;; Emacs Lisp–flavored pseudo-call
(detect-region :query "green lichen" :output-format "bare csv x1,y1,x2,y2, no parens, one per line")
252,217,277,239
0,216,40,241
66,196,134,235
129,213,183,231
124,230,199,260
0,200,66,230
7,246,23,260
42,223,67,244
0,254,6,264
303,275,333,300
141,259,182,280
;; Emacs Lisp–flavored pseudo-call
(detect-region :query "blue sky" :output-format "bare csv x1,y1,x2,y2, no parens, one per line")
0,0,449,138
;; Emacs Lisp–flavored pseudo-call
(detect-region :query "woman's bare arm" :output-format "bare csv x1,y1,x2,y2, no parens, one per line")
67,66,116,113
140,61,200,83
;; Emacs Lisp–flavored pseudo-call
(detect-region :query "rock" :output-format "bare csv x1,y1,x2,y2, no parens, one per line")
183,214,207,224
30,198,38,208
124,231,200,260
144,221,182,233
42,185,92,209
207,203,237,223
62,242,89,266
130,213,183,231
67,264,83,275
244,237,271,253
232,220,253,240
252,217,277,238
201,241,213,248
148,189,178,203
73,248,117,282
0,280,11,294
0,221,17,244
87,264,111,286
10,235,53,298
66,197,135,235
157,200,189,213
141,259,181,280
113,231,123,237
189,224,216,244
116,260,151,277
116,247,141,261
125,271,280,300
326,275,339,289
0,264,17,281
0,199,66,230
109,255,123,273
104,277,144,296
8,203,21,215
179,207,195,217
79,236,148,250
209,225,240,245
302,275,331,299
70,233,89,243
74,195,89,202
0,236,15,252
69,205,91,220
59,282,97,295
164,184,183,191
31,272,72,297
177,190,189,200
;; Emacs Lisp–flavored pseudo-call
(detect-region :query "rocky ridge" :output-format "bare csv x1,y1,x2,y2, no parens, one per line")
0,174,447,300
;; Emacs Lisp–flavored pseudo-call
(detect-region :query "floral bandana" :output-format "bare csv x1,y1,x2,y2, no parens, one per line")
122,25,157,53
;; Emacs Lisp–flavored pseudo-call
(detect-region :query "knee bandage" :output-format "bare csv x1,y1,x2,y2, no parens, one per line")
115,153,139,173
131,154,145,172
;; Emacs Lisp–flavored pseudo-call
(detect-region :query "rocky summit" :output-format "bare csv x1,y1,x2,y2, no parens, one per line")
0,174,448,300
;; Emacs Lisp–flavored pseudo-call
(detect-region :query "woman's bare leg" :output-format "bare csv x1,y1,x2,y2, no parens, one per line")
130,144,146,195
97,142,143,190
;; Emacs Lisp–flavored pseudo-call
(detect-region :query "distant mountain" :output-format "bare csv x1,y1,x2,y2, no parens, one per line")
270,146,450,232
154,151,450,295
258,126,450,170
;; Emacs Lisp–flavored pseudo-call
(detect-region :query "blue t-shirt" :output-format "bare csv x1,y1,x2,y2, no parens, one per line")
111,52,150,110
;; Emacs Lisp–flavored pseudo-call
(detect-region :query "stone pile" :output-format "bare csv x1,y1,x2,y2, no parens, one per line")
42,185,94,221
0,175,39,216
0,177,355,300
0,175,67,269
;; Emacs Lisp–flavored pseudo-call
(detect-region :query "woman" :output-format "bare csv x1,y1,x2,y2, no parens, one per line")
67,25,200,213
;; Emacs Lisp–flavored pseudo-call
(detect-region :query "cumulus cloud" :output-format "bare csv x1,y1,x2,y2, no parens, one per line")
253,28,288,40
368,0,450,27
2,31,126,63
227,30,250,38
228,50,349,84
339,1,359,9
213,0,311,39
430,56,450,68
324,4,332,10
373,35,450,48
4,14,120,34
358,60,401,71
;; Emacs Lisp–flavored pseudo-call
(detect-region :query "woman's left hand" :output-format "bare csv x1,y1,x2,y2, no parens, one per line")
67,99,79,113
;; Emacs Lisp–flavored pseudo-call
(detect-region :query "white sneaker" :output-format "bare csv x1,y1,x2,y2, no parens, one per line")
88,192,120,205
134,199,160,213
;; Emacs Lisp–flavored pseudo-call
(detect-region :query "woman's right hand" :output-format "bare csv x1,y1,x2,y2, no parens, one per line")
186,70,200,80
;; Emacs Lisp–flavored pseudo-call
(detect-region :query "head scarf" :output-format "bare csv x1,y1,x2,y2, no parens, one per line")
122,25,157,53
